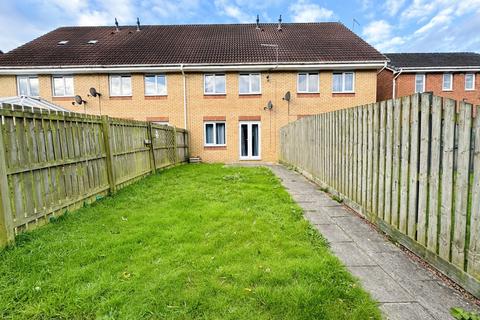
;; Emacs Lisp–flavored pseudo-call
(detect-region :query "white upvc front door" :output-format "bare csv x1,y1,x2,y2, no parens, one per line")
239,121,261,160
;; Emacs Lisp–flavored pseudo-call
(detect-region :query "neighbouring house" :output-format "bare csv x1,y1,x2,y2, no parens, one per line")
377,52,480,105
0,21,386,163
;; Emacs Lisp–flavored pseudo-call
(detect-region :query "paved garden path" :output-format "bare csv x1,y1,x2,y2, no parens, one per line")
269,164,479,320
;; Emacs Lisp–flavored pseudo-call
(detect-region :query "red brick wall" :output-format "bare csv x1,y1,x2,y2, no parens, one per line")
395,72,480,106
377,69,394,101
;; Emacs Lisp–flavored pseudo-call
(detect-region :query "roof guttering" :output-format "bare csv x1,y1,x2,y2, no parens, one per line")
0,61,387,75
392,66,480,73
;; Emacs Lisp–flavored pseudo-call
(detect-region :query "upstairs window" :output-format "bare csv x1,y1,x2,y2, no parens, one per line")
204,74,226,95
297,73,319,93
110,75,132,96
443,73,453,91
17,76,39,96
52,76,74,97
415,74,425,93
239,73,261,94
145,75,167,96
204,122,226,146
465,73,475,91
332,72,354,93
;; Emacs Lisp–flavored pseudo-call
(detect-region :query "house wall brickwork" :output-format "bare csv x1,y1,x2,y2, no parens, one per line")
377,70,480,106
0,70,378,162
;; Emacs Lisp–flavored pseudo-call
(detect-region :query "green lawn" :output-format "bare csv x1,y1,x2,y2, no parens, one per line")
0,164,380,319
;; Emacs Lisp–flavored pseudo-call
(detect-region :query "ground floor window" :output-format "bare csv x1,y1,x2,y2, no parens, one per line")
204,122,226,146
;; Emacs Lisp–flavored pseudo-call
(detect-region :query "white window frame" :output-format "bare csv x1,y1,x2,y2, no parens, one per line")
16,75,39,96
204,74,226,95
204,121,226,146
465,73,475,91
238,73,261,95
109,75,132,97
52,75,74,97
144,74,167,96
297,72,319,93
442,73,453,91
415,73,426,93
332,72,355,93
239,121,261,161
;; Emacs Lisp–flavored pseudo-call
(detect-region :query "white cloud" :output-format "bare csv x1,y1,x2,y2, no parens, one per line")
383,0,406,16
413,7,453,36
362,20,406,52
289,0,334,23
214,0,251,23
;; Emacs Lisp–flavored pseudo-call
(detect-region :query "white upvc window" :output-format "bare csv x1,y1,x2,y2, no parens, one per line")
465,73,475,91
52,76,74,97
204,121,226,146
297,72,319,93
109,75,132,96
443,73,453,91
204,74,226,95
332,72,355,93
145,74,167,96
17,76,39,96
239,73,261,94
415,74,425,93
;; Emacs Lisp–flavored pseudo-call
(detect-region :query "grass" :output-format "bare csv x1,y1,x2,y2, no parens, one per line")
0,164,381,319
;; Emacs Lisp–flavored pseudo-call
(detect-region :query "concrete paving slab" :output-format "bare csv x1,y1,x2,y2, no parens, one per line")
348,266,414,303
330,242,377,266
380,302,435,320
304,211,335,225
314,224,352,243
372,251,434,282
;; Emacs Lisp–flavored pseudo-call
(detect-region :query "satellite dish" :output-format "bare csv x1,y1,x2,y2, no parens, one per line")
74,95,85,105
89,87,101,97
264,100,273,111
283,91,291,102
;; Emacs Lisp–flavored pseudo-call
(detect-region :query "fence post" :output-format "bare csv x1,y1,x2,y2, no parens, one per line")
173,126,179,164
147,122,156,174
101,115,116,194
0,123,14,246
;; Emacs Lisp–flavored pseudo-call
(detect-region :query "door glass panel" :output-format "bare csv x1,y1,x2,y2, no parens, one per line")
241,124,248,157
252,124,259,157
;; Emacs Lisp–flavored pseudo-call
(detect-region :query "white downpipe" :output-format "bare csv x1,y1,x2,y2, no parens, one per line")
181,64,187,130
392,68,403,99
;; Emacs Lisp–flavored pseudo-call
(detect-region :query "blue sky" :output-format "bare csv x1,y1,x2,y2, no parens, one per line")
1,0,479,53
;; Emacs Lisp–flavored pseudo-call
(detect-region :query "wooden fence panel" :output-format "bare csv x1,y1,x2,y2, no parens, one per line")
0,104,188,246
279,93,480,297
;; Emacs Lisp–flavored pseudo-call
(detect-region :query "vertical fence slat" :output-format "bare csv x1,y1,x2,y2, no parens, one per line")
408,94,420,239
417,93,432,246
439,99,456,260
367,104,374,216
384,100,394,224
378,101,387,220
372,102,380,217
399,96,411,233
362,105,368,210
452,102,473,269
391,98,402,228
468,106,480,277
427,96,442,252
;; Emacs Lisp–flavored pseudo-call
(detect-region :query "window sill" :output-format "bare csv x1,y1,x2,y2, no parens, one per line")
442,89,453,92
297,93,320,97
465,89,476,91
204,94,226,99
52,96,74,101
145,95,168,100
332,92,355,97
204,145,227,150
110,96,132,100
239,94,261,98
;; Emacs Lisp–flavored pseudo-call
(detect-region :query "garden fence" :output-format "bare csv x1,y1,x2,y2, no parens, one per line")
280,93,480,297
0,104,188,247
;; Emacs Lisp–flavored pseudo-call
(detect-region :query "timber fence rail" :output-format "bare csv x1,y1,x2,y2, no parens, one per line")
0,103,188,247
280,93,480,297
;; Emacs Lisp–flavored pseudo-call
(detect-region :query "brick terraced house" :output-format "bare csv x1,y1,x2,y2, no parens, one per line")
377,52,480,105
0,22,386,162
